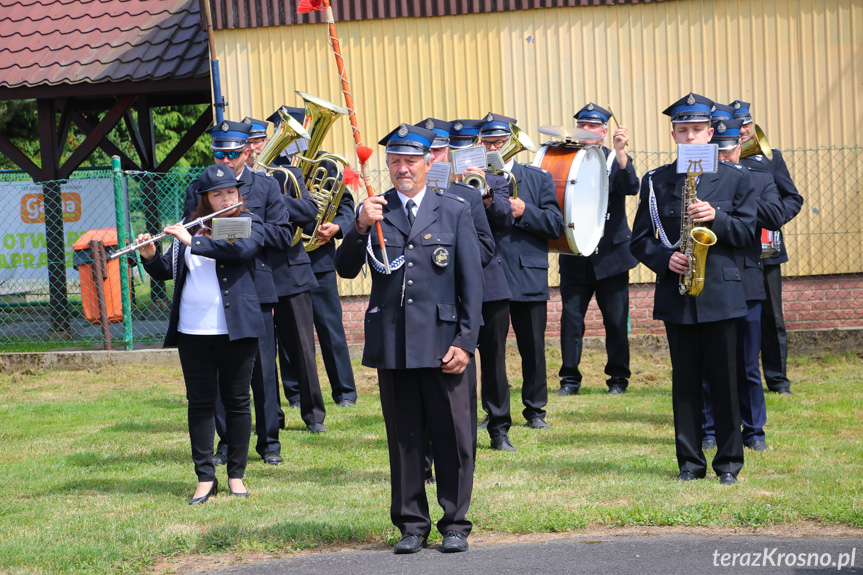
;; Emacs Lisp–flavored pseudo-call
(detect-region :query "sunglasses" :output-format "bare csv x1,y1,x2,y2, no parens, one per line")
213,149,243,160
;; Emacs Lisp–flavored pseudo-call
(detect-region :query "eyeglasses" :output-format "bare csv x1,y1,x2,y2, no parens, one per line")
482,138,509,150
213,149,243,160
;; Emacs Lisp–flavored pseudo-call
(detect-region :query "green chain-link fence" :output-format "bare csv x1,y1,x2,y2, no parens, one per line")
1,147,860,350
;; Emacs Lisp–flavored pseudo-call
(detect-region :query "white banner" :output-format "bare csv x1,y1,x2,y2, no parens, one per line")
0,178,115,294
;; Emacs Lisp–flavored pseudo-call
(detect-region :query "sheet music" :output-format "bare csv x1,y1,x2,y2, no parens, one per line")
451,145,487,175
676,144,719,174
426,162,452,189
486,150,505,171
211,217,252,241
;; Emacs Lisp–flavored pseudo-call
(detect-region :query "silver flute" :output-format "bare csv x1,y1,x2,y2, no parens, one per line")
108,202,244,260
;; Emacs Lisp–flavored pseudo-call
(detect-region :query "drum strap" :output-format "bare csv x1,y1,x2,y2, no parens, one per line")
648,175,681,250
366,235,405,274
606,152,615,176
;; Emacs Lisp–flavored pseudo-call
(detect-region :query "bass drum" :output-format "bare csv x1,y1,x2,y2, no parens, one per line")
533,143,609,254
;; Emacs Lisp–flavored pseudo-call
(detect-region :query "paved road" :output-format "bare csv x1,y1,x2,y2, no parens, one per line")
197,535,863,575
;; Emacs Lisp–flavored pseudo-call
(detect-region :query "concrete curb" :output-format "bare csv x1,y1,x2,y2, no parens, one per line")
1,328,860,374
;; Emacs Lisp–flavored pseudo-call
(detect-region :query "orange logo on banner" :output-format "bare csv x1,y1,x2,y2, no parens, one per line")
20,193,82,224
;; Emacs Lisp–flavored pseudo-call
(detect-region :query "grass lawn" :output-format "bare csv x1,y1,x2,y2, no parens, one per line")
0,349,861,574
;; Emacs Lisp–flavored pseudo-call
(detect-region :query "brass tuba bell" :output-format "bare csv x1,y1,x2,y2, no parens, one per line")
740,124,773,161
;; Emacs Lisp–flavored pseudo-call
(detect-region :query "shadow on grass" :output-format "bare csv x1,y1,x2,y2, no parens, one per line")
195,519,386,553
66,447,188,468
101,420,187,434
45,477,188,497
477,452,670,478
551,409,674,428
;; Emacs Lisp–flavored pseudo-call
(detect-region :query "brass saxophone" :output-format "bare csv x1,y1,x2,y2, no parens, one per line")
678,159,718,297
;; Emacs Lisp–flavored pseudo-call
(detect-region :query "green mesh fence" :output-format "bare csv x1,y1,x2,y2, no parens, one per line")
0,147,860,350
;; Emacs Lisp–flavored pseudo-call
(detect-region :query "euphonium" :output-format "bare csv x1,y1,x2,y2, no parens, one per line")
678,160,718,297
291,92,350,251
740,124,773,161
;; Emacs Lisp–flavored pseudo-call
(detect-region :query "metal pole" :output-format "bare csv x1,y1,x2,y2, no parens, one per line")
112,156,133,350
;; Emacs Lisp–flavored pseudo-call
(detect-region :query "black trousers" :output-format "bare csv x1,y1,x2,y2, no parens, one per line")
509,300,548,421
215,305,281,457
559,269,631,391
274,292,326,426
379,367,474,538
665,320,744,477
281,270,358,404
761,264,791,391
177,333,256,482
478,299,512,438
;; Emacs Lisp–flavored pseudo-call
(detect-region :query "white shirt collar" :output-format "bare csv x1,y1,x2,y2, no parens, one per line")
397,186,427,211
503,158,516,172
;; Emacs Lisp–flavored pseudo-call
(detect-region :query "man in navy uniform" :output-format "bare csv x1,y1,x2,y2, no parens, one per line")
483,113,564,430
335,123,483,554
270,105,359,410
630,93,757,485
733,100,804,396
701,114,785,453
183,120,294,466
241,116,269,170
557,103,639,396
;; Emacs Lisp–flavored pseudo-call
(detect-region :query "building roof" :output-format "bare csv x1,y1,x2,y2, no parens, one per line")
0,0,210,97
210,0,666,29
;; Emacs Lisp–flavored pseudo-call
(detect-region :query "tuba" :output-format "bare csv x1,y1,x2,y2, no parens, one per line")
291,92,350,251
741,124,773,161
463,123,536,199
678,160,717,297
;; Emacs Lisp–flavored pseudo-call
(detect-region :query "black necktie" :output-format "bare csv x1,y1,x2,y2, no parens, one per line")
405,199,416,226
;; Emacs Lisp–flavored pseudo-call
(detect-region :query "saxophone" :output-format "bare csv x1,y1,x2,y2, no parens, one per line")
678,159,718,297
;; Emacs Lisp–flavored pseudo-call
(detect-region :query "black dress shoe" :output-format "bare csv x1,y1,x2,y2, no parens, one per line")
189,478,217,505
477,415,489,430
307,423,327,433
393,533,426,554
262,451,283,465
607,384,626,395
289,401,300,409
677,471,702,482
702,438,717,451
338,399,356,407
441,531,469,553
212,452,227,467
744,439,768,452
775,388,793,395
555,386,579,396
527,416,550,429
490,435,517,452
229,479,250,498
719,472,738,485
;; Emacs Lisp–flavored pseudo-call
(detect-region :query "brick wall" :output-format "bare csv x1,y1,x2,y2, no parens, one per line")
340,274,861,344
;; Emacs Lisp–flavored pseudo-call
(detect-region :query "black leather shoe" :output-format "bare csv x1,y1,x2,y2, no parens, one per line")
744,439,768,452
189,478,217,505
774,388,793,395
441,531,469,553
477,415,489,430
677,471,701,482
556,386,579,396
702,438,717,451
607,384,626,395
289,401,300,409
338,399,356,407
393,533,426,554
212,452,227,467
229,479,250,498
490,435,517,452
527,417,550,429
719,472,738,485
307,423,327,433
262,451,283,465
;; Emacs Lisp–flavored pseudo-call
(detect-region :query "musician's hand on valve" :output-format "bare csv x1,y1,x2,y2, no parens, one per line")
689,200,716,223
136,234,156,261
164,223,193,247
669,251,690,274
510,197,526,219
316,223,340,244
441,346,470,374
357,196,386,235
463,165,484,177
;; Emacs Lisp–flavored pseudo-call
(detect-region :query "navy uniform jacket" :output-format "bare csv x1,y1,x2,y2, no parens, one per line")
495,162,565,302
142,212,267,347
559,146,639,281
446,181,495,268
465,172,514,302
334,188,484,370
740,149,804,265
739,167,786,301
630,161,758,324
184,168,293,305
270,165,320,297
309,185,356,274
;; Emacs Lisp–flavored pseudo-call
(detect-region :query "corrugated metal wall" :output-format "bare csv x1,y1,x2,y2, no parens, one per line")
215,0,862,286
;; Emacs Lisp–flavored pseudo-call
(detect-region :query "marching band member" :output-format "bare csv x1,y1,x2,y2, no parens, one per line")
140,165,282,503
630,93,757,485
335,123,483,554
557,103,640,397
242,116,269,171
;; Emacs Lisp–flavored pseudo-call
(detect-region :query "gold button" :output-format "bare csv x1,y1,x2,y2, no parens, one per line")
224,303,230,308
223,290,229,296
222,278,227,282
219,264,225,269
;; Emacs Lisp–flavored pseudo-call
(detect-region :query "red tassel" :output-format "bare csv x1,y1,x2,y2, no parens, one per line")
343,165,363,190
356,145,373,165
297,0,324,14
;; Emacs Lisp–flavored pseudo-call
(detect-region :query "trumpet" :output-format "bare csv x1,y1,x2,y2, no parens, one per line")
109,202,244,260
463,123,536,199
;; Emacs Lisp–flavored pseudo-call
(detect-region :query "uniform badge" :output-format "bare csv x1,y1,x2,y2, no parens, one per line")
453,121,463,132
425,119,435,130
710,104,716,112
397,124,409,137
486,113,494,122
424,233,432,239
686,93,696,105
432,246,449,268
734,101,741,109
242,117,251,124
226,234,237,244
220,122,230,132
216,168,224,177
587,103,594,111
717,121,727,133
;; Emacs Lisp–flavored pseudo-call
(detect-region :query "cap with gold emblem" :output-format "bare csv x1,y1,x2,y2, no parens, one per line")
710,117,744,151
574,102,611,124
448,118,484,149
480,112,517,137
729,100,753,125
662,92,714,123
196,164,246,194
378,123,437,155
205,120,252,150
710,103,736,121
241,116,269,139
414,118,452,149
